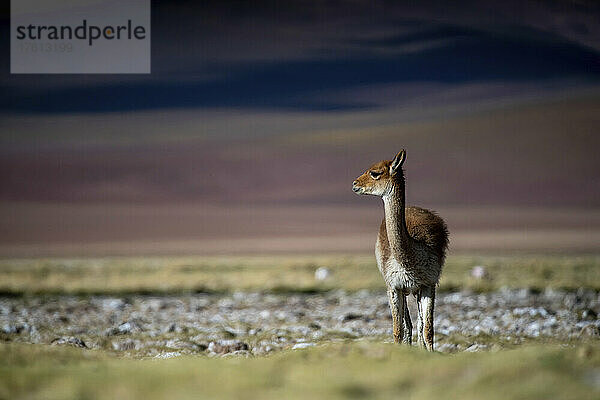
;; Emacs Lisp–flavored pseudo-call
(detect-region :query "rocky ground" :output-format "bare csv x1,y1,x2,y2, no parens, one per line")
1,289,599,358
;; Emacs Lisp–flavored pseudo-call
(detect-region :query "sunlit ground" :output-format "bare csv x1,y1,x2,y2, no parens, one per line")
1,254,599,399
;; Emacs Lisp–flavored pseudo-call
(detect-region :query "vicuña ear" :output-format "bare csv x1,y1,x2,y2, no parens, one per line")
390,150,406,174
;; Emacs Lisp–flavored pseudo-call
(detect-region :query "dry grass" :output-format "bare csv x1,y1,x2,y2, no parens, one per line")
0,254,598,295
1,341,599,400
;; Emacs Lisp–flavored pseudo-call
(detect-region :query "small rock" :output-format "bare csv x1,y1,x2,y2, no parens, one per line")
582,309,598,321
154,351,181,359
51,337,88,348
292,342,316,350
340,313,363,322
464,343,487,352
311,331,324,340
105,320,142,336
275,311,288,321
2,324,22,334
99,298,126,311
471,266,488,279
315,267,332,281
207,340,249,354
262,345,274,353
192,342,208,352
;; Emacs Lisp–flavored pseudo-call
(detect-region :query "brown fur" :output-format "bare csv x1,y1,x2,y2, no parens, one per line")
378,206,449,266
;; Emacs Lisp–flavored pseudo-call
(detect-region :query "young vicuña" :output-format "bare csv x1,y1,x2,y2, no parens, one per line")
352,150,449,350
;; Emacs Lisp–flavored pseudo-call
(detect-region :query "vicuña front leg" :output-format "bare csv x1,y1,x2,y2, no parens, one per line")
387,288,405,344
417,286,435,351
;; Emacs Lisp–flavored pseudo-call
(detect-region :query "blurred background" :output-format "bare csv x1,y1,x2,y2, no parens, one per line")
1,0,599,256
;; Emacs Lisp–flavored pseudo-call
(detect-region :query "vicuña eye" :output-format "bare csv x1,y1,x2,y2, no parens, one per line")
369,171,382,179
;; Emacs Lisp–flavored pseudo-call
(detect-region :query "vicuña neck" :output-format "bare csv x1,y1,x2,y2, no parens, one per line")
382,179,412,261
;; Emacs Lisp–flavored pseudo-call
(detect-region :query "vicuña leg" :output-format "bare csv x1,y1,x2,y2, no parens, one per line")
417,286,436,351
402,295,412,345
415,292,424,347
387,287,405,344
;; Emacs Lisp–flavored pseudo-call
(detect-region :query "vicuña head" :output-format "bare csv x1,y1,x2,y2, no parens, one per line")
352,149,405,197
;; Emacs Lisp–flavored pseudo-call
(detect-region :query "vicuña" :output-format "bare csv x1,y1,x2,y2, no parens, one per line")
352,150,449,350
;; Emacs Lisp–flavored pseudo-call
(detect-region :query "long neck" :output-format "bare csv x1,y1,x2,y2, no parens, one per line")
382,176,412,261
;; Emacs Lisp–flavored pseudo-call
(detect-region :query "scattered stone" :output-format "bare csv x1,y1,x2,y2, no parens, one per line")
315,267,332,281
51,337,88,348
208,340,249,354
292,342,316,350
1,288,598,358
513,307,549,318
98,298,126,311
154,352,181,359
105,320,143,336
197,343,209,351
2,324,23,334
464,343,487,352
582,309,598,321
340,313,363,322
471,266,488,280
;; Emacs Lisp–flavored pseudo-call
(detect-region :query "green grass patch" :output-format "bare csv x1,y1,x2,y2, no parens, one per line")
1,341,599,400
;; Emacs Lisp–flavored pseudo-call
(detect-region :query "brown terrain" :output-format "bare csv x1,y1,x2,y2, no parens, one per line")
0,94,599,256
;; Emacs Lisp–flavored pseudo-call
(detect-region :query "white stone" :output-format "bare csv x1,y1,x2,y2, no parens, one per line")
471,266,487,279
315,267,332,281
292,342,316,350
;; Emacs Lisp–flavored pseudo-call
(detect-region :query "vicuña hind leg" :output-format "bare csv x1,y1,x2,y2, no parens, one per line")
415,293,424,347
387,287,405,344
402,294,412,344
417,286,435,351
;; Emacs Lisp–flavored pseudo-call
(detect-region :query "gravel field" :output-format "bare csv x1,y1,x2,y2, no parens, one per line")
2,289,599,358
